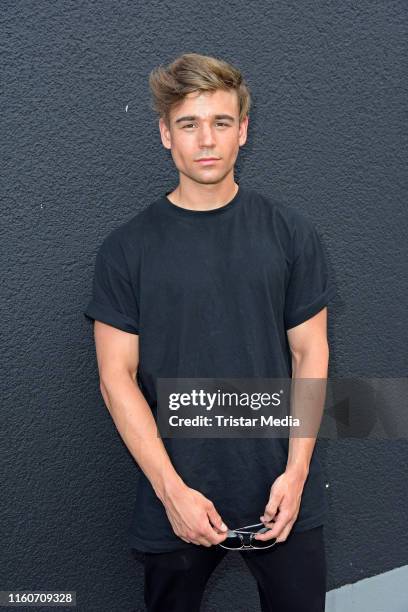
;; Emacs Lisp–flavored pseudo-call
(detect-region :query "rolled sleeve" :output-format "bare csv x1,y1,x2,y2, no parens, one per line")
84,238,139,335
284,220,335,330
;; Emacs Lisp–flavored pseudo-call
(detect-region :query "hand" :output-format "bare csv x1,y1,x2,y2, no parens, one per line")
254,467,308,544
162,482,230,547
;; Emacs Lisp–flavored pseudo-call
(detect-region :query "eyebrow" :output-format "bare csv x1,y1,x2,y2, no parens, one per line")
174,114,236,124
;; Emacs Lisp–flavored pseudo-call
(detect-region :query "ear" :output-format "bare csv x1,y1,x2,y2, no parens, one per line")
238,115,249,147
159,117,172,150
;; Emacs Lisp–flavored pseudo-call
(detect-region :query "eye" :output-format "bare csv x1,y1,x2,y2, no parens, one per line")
182,122,230,129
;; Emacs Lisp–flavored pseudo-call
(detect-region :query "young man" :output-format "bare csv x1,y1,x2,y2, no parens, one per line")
84,53,335,612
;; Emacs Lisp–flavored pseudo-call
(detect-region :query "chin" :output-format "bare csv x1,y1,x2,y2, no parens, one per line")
194,175,225,185
192,167,229,181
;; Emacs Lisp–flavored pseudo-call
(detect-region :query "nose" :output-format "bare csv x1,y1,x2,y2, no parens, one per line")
197,123,216,148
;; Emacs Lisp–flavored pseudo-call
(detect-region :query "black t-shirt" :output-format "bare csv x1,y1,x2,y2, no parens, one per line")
84,184,335,553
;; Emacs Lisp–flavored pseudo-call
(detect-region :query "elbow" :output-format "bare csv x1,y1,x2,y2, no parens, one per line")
291,341,330,369
99,380,112,411
99,369,138,412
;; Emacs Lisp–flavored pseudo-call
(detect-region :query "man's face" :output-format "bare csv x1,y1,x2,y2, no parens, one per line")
159,89,248,185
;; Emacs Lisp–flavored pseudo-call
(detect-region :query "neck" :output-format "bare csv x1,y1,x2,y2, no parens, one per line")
167,176,239,212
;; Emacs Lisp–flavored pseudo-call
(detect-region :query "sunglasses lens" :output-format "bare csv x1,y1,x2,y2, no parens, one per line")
251,530,276,549
223,535,243,549
252,539,276,549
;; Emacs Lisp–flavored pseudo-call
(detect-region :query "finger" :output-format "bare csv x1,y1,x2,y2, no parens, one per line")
198,536,215,547
260,494,281,523
214,530,230,544
255,513,289,541
254,528,278,542
195,525,226,547
207,507,228,534
260,515,276,527
205,527,230,546
275,522,294,543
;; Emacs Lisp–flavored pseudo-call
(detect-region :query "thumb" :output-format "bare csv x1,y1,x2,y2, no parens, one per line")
260,496,280,523
208,507,228,532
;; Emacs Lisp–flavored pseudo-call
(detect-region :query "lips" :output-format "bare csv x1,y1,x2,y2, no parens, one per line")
195,158,220,164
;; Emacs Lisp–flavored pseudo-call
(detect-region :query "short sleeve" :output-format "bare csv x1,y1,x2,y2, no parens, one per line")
83,234,139,334
284,219,335,330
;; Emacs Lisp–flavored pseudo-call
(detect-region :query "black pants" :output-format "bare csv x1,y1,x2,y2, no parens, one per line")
136,525,326,612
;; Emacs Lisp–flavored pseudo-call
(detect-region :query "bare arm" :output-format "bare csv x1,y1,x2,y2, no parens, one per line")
285,306,330,478
255,307,330,544
93,320,229,546
95,320,183,501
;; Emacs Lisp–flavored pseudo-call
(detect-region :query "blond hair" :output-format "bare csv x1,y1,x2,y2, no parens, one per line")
149,53,251,126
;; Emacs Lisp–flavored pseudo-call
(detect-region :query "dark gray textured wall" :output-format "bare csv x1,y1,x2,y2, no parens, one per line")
2,1,407,611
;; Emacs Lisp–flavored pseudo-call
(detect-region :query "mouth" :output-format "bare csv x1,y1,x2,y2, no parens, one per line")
195,158,221,165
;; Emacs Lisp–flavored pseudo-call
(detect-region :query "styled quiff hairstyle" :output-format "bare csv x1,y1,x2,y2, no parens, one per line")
149,53,251,127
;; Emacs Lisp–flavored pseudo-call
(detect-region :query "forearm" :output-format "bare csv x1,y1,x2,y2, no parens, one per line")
286,344,329,479
100,373,185,503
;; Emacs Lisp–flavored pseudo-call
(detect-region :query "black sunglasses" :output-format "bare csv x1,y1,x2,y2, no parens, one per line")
219,522,277,551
